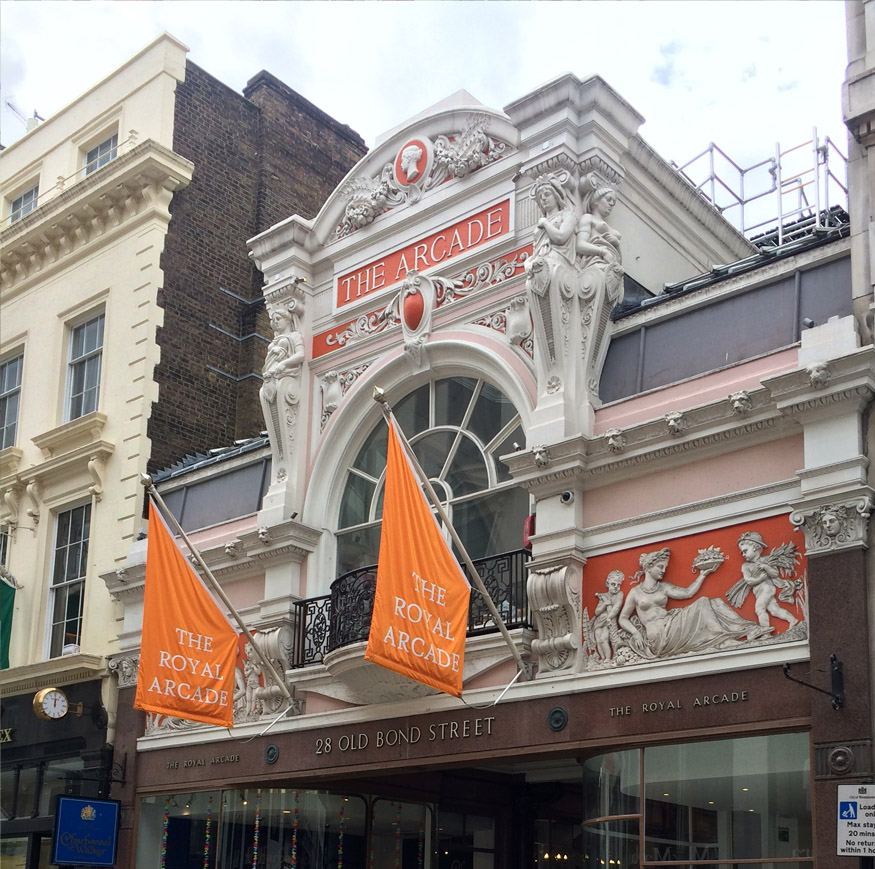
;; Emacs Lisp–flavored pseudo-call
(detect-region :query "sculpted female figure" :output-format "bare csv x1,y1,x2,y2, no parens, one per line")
524,174,577,366
618,548,770,659
260,298,305,476
577,179,624,306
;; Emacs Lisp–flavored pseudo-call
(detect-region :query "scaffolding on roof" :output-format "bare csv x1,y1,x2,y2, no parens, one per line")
674,128,848,248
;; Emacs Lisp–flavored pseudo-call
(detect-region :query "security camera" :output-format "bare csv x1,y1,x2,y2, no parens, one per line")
559,490,574,505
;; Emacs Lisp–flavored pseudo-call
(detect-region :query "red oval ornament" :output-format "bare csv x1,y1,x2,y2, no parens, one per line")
403,289,424,331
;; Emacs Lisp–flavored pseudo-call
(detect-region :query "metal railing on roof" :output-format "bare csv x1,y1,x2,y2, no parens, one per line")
674,128,848,247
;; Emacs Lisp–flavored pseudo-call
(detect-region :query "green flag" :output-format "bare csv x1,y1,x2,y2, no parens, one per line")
0,575,16,670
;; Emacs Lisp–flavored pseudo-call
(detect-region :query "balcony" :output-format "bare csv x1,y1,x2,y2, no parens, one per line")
292,548,532,670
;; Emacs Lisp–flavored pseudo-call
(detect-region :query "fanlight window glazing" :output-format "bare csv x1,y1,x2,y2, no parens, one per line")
336,377,528,576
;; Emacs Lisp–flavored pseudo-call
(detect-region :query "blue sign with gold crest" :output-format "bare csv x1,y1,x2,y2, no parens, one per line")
52,796,120,866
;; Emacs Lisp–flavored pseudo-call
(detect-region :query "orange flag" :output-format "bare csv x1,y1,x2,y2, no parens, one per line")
365,419,471,696
134,499,238,727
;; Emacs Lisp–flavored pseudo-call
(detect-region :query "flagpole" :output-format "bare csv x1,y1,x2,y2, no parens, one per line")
374,390,532,681
141,475,296,708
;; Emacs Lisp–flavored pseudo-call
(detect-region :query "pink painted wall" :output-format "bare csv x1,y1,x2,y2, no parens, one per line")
582,435,804,526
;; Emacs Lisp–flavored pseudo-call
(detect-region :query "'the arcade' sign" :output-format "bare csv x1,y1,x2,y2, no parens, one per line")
336,199,510,309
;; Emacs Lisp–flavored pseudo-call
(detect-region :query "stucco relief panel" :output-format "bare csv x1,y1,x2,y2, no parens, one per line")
579,514,808,672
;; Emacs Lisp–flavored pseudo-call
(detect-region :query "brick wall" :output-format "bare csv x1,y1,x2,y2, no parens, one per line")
149,62,367,471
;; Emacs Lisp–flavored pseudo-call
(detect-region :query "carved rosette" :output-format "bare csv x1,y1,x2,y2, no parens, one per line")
528,565,582,675
790,497,874,554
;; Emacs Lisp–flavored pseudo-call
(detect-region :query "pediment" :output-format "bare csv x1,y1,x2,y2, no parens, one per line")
312,103,520,248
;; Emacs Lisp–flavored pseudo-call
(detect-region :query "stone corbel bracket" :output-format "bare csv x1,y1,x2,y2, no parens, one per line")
527,564,582,676
1,485,22,537
25,480,41,524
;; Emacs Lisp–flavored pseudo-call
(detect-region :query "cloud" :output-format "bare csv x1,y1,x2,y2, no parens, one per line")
650,41,686,88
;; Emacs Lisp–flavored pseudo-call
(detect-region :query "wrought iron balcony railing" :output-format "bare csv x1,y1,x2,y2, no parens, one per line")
291,548,532,668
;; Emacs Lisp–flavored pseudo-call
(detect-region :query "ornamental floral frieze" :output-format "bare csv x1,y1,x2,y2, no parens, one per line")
314,245,532,359
333,114,512,240
579,515,807,673
472,297,534,359
320,362,373,429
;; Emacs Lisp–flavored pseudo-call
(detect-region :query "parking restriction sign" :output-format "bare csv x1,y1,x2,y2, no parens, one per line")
837,784,875,856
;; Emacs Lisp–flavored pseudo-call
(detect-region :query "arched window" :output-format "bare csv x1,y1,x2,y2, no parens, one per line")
336,377,529,576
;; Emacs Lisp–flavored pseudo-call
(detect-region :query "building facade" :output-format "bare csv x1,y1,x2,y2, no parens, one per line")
98,18,871,865
0,34,365,869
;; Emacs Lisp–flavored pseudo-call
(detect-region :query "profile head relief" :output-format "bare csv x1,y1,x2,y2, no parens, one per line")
400,144,424,181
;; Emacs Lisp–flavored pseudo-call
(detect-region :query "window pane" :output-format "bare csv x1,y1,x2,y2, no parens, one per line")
581,819,640,869
394,384,430,436
212,790,366,869
352,424,388,477
339,473,375,529
336,526,381,575
491,424,525,482
0,355,23,450
10,185,39,222
372,799,432,867
451,487,529,560
644,733,812,862
412,430,456,480
0,391,20,449
40,757,85,816
583,750,641,821
445,434,488,496
137,791,221,869
0,837,28,869
469,382,517,445
435,377,476,428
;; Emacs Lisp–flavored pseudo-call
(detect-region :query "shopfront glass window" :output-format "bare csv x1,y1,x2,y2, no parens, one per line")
371,800,432,867
582,733,812,868
437,811,495,868
0,837,28,869
139,789,369,869
38,757,85,816
337,377,527,576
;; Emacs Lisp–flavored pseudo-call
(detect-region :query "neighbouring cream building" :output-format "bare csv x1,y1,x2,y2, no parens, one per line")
0,34,365,869
95,7,873,869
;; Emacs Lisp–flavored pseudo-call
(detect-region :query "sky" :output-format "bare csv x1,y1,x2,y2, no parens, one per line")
0,1,850,223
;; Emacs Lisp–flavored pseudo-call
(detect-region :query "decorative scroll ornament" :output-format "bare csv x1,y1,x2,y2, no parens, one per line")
260,280,305,485
320,363,373,430
334,114,510,239
323,247,530,353
528,565,582,675
790,498,874,554
234,627,300,723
